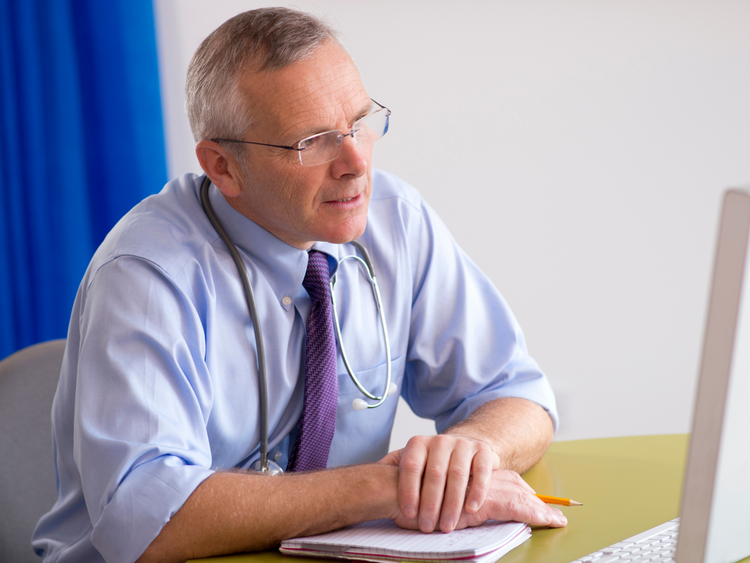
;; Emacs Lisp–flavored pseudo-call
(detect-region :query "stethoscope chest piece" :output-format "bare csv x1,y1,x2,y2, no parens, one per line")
250,458,284,475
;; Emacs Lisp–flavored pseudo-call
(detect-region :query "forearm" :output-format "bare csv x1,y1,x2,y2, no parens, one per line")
137,463,399,563
443,397,554,474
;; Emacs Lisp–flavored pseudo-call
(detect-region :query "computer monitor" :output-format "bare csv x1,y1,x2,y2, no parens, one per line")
677,188,750,563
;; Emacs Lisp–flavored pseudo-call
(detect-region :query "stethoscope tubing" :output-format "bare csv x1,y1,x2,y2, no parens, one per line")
200,176,271,472
329,244,392,407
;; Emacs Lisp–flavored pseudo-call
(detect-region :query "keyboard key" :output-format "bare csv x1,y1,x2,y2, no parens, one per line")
610,542,636,549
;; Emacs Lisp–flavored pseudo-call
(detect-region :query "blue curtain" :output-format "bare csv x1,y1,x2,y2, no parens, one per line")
0,0,167,359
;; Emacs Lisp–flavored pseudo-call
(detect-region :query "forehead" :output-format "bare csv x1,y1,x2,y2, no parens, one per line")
238,41,371,139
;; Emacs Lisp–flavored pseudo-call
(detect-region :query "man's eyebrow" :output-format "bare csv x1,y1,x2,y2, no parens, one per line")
292,100,375,141
353,100,375,120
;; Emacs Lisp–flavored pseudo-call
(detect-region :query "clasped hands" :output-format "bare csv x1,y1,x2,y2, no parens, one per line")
378,435,568,533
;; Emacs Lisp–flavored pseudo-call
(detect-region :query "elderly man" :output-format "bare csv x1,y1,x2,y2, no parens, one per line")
33,8,565,563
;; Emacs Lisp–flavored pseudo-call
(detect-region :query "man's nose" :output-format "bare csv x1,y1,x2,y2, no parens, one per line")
330,134,368,178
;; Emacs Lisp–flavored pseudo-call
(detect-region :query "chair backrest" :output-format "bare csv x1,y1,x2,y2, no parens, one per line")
0,340,66,563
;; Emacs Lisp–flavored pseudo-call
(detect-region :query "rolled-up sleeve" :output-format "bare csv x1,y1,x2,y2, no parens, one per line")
75,256,214,563
402,198,558,434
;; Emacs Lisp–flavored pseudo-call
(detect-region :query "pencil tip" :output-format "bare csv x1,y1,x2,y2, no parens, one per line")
570,500,583,506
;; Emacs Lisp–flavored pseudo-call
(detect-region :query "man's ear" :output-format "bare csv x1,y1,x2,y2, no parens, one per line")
195,140,244,198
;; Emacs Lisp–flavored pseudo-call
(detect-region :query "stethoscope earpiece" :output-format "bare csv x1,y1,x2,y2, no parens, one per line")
351,383,398,410
352,398,368,411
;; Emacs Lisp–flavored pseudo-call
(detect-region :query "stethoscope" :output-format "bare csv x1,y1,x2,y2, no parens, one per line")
199,175,396,473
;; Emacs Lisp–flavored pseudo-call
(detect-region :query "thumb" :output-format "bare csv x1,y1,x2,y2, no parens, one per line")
377,448,403,466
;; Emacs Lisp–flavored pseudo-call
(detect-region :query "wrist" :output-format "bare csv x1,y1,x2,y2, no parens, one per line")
361,463,400,520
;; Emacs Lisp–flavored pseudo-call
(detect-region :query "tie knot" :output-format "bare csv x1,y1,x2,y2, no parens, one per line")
303,250,331,303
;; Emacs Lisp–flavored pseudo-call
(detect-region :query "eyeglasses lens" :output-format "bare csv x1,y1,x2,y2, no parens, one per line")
298,107,390,166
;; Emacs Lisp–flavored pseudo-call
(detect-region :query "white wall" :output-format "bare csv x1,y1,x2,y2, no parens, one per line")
153,0,750,446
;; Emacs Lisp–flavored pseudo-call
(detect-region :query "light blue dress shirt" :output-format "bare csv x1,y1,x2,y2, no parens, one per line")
33,170,558,563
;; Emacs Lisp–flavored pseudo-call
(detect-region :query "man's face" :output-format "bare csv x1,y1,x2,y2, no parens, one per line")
226,41,374,249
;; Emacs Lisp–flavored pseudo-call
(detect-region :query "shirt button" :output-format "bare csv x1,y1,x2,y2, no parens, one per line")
273,450,283,461
282,296,292,306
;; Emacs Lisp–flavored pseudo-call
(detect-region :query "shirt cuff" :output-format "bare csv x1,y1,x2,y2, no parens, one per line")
435,368,560,434
91,455,214,563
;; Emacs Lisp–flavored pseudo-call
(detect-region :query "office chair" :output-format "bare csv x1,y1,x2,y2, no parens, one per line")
0,339,66,563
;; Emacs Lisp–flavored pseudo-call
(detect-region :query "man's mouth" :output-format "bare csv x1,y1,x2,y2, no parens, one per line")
323,193,364,207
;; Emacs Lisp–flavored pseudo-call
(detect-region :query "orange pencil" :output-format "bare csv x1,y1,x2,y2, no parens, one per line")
535,494,583,506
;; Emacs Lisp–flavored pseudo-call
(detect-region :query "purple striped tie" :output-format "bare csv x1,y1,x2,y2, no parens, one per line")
288,250,339,471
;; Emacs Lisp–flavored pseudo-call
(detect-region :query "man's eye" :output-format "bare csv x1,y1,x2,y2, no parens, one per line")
299,135,320,150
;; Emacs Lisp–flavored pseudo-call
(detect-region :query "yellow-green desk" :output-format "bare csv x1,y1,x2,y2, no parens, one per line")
193,435,749,563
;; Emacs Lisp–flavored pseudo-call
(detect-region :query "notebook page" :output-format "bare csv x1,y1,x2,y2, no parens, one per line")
281,519,529,559
281,526,531,563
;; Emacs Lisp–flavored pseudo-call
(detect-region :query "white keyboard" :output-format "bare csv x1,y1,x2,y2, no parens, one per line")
570,518,680,562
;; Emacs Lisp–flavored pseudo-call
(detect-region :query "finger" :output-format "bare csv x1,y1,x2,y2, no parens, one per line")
455,477,567,530
463,448,497,514
417,437,453,533
548,507,568,528
438,441,474,532
502,492,568,528
398,438,428,520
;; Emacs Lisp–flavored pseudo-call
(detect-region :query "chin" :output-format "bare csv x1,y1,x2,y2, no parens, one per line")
323,221,368,245
323,231,366,245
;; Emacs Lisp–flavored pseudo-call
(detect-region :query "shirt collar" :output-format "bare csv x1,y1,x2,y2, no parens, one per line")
206,180,309,308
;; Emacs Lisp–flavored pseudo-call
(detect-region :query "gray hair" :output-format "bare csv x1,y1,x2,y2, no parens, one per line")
185,7,339,156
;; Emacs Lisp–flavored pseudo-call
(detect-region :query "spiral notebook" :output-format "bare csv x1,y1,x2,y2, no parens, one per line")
280,519,531,563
